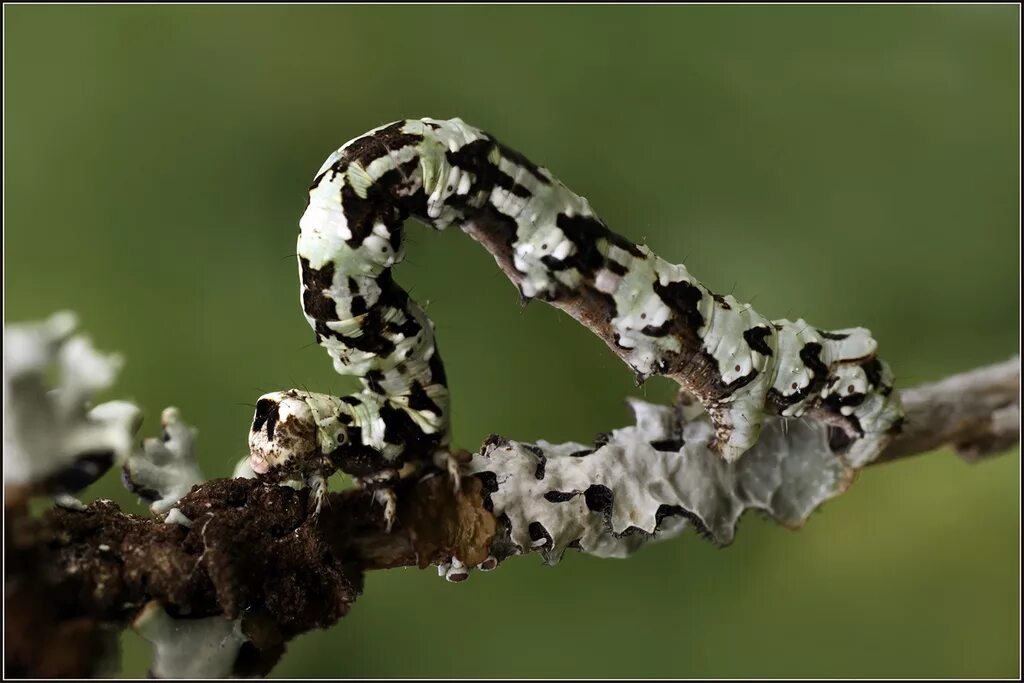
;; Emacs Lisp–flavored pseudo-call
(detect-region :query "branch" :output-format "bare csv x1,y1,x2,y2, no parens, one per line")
342,353,1022,570
6,359,1017,677
871,356,1020,465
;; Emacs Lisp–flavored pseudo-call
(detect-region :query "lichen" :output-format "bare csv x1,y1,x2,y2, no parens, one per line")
467,396,868,567
133,602,247,679
122,407,205,514
3,311,142,493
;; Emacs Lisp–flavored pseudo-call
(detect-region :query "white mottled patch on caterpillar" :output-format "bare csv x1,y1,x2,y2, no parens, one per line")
249,117,904,522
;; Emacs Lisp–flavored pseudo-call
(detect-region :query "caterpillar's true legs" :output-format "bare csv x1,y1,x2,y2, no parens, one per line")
434,448,466,494
359,468,402,532
372,488,398,532
308,471,329,517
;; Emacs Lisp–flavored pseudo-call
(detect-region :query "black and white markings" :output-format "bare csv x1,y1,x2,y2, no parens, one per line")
248,117,904,528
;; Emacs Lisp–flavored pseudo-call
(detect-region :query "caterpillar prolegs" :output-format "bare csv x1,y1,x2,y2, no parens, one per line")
248,117,904,526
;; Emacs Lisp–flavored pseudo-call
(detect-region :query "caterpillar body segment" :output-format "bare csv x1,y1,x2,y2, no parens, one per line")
248,117,904,524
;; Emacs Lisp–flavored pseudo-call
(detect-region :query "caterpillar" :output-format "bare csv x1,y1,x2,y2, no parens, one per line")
248,117,904,526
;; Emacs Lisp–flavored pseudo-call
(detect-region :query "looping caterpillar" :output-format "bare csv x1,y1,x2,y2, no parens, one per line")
248,117,904,525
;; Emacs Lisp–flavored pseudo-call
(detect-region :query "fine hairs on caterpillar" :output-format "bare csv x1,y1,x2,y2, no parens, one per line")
248,117,904,529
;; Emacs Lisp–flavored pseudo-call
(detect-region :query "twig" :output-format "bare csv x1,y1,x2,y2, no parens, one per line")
871,356,1020,465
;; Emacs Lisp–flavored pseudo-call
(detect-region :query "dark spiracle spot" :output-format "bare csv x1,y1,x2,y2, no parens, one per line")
593,432,613,447
528,521,553,549
569,449,594,458
584,484,614,515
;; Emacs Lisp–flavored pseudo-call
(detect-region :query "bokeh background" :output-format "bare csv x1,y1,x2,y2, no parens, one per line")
5,4,1020,678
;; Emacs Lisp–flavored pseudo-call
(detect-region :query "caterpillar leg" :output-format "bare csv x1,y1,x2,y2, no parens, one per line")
434,449,467,494
307,471,330,518
358,468,402,532
372,488,398,533
707,400,767,463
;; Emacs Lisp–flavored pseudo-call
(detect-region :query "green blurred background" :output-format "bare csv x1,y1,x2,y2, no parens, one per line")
5,4,1019,678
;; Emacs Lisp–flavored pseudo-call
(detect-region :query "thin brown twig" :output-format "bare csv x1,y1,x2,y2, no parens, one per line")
871,356,1019,465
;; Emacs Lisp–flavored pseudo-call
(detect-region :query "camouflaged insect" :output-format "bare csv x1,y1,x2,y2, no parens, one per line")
248,117,904,527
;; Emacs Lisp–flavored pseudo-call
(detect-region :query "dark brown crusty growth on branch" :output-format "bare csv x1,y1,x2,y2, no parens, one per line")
4,474,494,677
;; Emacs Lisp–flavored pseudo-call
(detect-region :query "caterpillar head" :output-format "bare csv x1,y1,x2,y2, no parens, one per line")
248,390,347,477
